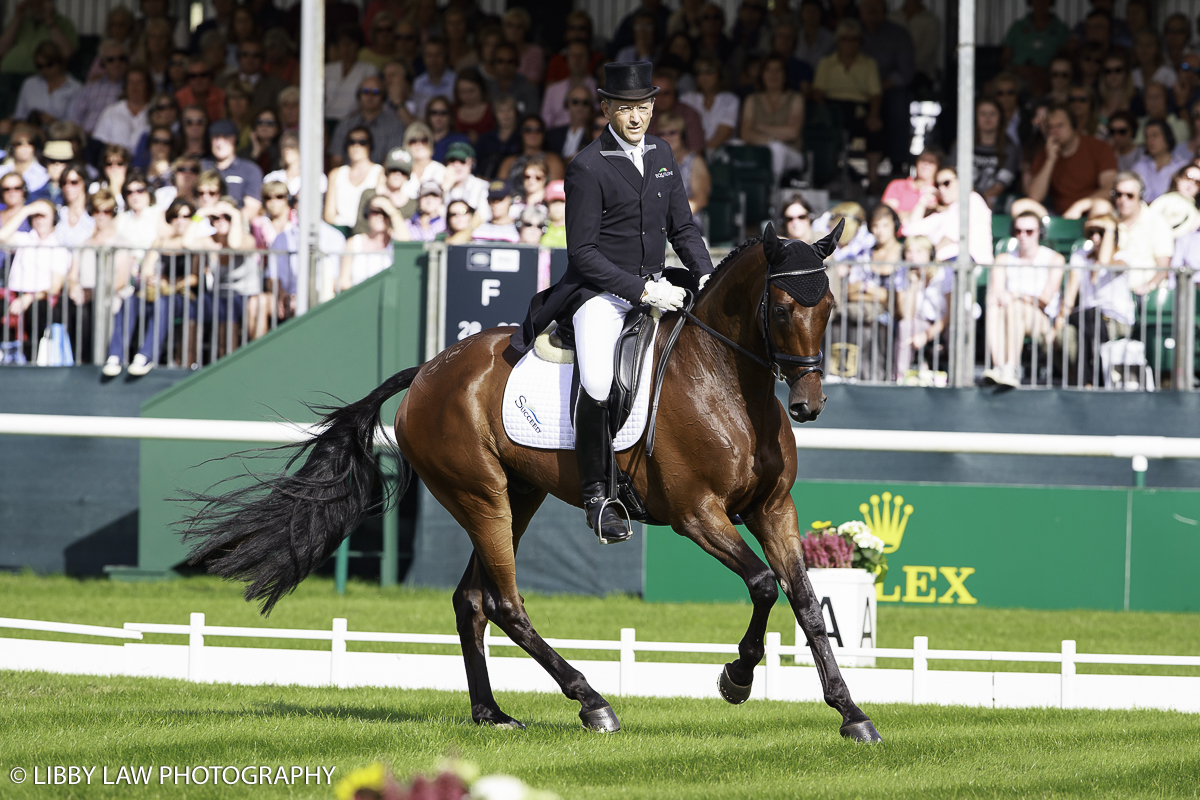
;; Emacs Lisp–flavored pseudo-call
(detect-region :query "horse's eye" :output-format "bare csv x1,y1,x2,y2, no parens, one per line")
773,305,788,320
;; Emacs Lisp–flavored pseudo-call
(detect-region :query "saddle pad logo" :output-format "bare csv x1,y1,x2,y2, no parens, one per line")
514,395,542,433
653,167,674,178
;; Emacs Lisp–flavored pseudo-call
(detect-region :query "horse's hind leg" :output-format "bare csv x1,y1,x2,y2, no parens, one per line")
673,499,779,704
745,498,882,743
451,487,547,729
435,478,617,731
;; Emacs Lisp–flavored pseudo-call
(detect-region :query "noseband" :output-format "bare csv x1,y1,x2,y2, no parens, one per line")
681,265,826,388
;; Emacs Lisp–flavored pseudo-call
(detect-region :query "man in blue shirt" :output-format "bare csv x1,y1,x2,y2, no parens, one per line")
203,118,263,218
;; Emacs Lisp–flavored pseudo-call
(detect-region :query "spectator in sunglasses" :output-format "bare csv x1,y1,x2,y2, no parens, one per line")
52,161,91,245
155,155,201,207
87,143,131,210
85,6,135,82
66,39,128,135
201,117,262,216
13,40,80,126
0,197,71,361
0,122,48,196
338,194,408,293
218,37,286,113
412,37,456,119
545,10,603,85
239,107,281,174
0,0,79,99
179,104,210,159
131,94,180,169
654,112,709,229
329,74,406,168
780,194,815,243
418,95,463,163
498,114,564,187
542,42,596,130
399,122,444,202
174,54,226,123
546,84,597,162
115,168,160,253
142,125,178,189
325,124,382,236
483,41,540,120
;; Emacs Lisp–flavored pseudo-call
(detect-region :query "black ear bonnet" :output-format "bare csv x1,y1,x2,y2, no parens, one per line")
761,219,842,307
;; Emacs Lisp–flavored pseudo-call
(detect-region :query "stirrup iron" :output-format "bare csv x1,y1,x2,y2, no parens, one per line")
592,497,632,545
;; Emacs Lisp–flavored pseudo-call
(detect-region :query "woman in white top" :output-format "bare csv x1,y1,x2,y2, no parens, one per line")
0,199,72,355
901,167,994,266
93,66,151,153
324,125,384,235
338,194,408,292
263,132,328,198
114,170,163,253
53,163,94,248
985,211,1066,387
1058,214,1130,386
680,56,739,152
399,122,446,203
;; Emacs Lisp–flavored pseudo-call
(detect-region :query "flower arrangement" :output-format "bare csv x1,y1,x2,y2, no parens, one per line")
802,520,888,583
334,759,559,800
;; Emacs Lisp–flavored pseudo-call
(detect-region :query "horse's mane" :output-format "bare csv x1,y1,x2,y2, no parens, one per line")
699,237,762,296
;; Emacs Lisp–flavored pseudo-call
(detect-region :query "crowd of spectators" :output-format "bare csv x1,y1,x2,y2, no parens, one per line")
0,0,1198,386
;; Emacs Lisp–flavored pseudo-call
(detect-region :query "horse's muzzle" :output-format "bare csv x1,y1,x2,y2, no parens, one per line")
788,394,827,423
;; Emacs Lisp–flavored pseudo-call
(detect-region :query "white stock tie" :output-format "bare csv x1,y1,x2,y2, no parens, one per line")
631,144,644,176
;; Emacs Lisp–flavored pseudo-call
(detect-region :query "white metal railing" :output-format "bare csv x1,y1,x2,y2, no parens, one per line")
3,614,1199,711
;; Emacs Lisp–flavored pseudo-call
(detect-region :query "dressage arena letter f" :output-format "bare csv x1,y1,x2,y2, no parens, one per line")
481,279,501,306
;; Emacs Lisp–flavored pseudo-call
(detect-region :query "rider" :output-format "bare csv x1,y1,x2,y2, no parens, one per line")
510,61,714,544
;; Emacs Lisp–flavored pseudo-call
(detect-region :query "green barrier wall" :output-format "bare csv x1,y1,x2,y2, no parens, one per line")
645,481,1200,612
131,245,426,578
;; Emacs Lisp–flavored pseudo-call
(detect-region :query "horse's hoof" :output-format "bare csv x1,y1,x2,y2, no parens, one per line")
840,719,882,743
717,664,752,705
580,704,621,733
475,714,526,730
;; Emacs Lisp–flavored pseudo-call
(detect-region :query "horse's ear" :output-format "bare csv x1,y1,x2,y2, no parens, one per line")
813,218,845,260
762,221,782,265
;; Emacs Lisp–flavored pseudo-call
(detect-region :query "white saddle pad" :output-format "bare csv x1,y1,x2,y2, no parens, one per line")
502,323,658,452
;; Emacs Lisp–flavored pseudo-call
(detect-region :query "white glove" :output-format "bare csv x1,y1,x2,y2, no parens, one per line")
698,274,710,291
641,278,686,311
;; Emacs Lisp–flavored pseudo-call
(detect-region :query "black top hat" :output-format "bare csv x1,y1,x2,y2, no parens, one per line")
597,61,660,102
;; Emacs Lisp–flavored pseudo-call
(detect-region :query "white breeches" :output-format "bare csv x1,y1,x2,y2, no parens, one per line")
573,292,633,401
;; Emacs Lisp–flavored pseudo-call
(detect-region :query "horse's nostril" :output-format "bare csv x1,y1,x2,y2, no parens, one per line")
790,402,809,421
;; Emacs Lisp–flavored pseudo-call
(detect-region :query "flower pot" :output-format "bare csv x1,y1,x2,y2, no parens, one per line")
794,568,877,667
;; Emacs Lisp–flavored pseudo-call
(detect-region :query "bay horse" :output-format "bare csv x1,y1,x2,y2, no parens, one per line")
182,221,882,743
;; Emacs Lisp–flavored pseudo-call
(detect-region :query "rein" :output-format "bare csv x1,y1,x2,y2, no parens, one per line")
682,265,826,388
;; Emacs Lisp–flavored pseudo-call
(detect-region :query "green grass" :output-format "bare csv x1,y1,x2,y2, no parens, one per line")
2,573,1198,674
0,671,1197,799
2,575,1199,797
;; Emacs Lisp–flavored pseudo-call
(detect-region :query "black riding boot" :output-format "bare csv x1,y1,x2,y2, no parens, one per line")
574,392,632,544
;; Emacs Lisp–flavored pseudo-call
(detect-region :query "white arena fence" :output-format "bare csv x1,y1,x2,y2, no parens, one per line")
1,614,1198,713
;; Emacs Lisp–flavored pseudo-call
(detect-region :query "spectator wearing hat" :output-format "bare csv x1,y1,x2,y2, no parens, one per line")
471,180,519,242
329,73,406,169
352,146,416,236
540,179,566,247
407,180,446,241
441,141,489,217
1149,165,1200,239
40,138,75,205
67,39,128,136
12,40,80,125
202,117,263,216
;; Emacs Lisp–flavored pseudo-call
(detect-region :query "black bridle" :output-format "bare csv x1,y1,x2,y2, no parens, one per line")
681,265,826,388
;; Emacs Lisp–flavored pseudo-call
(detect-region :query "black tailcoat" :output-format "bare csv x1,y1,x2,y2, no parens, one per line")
509,126,714,352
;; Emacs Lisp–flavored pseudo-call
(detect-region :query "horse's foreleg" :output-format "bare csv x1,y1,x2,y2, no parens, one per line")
452,554,523,728
747,501,882,743
673,502,778,703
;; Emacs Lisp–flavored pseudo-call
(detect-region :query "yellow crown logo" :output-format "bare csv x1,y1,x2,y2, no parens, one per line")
859,491,913,553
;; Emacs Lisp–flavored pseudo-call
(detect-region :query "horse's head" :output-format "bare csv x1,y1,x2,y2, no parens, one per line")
761,219,841,423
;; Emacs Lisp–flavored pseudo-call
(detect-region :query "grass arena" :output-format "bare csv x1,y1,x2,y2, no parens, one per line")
2,574,1199,799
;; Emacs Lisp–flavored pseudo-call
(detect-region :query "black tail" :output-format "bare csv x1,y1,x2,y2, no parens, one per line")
179,366,420,615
